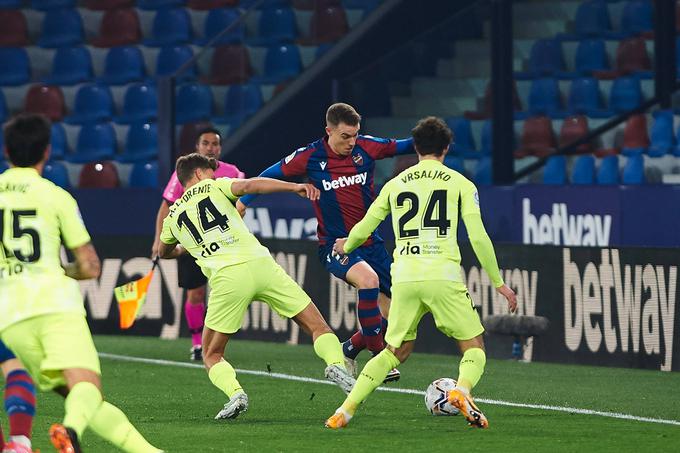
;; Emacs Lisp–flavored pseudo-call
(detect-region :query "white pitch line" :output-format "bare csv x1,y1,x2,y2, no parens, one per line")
98,352,680,427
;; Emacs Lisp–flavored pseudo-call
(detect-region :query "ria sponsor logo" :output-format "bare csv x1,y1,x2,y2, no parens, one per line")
523,198,612,246
321,172,367,191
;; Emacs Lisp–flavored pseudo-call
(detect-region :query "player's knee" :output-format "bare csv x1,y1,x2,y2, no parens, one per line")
187,287,206,304
356,273,379,289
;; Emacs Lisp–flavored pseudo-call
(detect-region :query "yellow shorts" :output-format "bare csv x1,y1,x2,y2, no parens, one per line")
206,256,311,334
0,313,101,391
384,281,484,348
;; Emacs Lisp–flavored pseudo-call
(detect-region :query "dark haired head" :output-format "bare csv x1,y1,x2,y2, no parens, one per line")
326,103,361,127
4,114,51,167
195,127,221,146
411,117,453,157
176,153,218,186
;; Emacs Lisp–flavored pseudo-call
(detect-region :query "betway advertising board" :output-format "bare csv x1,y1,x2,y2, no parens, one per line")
81,237,679,372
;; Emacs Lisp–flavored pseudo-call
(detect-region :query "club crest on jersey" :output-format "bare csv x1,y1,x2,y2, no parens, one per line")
352,153,364,166
320,161,327,170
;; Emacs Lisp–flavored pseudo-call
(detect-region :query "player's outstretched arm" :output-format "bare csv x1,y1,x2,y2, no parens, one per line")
237,161,286,208
158,242,186,259
394,138,415,155
231,178,319,200
64,242,101,280
336,182,391,255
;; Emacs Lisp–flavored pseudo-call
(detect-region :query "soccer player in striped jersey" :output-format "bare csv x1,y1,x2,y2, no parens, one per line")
237,103,415,381
324,117,517,430
0,341,36,453
151,128,244,361
0,114,163,453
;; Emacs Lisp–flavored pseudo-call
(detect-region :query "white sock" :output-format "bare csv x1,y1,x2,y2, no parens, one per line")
9,435,31,448
454,384,470,395
337,407,353,422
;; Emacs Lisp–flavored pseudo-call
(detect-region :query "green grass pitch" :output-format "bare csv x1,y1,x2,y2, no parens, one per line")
7,335,680,452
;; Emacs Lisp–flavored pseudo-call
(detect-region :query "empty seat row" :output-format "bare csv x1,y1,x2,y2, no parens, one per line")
0,1,365,11
543,154,646,185
559,0,654,40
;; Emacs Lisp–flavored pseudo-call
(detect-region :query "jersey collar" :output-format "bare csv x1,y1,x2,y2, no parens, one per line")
4,166,41,177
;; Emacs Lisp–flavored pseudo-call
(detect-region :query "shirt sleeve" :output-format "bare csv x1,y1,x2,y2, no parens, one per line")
214,177,238,201
160,215,177,245
344,182,392,253
57,191,91,249
280,146,311,177
239,161,285,206
162,171,184,204
395,138,415,156
357,136,397,160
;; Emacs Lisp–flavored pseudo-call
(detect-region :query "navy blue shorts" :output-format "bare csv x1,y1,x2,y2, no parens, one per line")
0,339,16,363
318,242,393,298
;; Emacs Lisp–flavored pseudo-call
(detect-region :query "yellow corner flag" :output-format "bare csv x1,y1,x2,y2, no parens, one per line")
115,257,159,329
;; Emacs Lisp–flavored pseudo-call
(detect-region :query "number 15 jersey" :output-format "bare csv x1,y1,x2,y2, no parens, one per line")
160,178,270,281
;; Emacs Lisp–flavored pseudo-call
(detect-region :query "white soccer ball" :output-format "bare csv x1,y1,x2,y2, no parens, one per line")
424,378,460,416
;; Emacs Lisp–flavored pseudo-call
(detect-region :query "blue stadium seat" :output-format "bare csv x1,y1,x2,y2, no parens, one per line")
0,161,7,173
674,124,680,157
0,48,30,86
32,0,75,9
214,83,263,127
0,0,22,8
145,8,192,47
559,0,611,39
473,156,492,185
68,123,117,163
609,76,643,113
0,89,7,124
42,161,70,188
43,46,93,86
647,110,674,157
38,8,84,48
621,153,645,184
175,83,213,124
574,39,608,75
251,44,301,84
596,155,619,184
567,77,609,118
116,83,158,124
129,161,159,188
445,117,476,156
526,78,563,118
443,155,465,174
620,0,653,37
542,155,567,184
249,6,297,45
99,46,146,85
480,120,493,155
516,39,564,79
64,84,115,125
49,122,68,160
156,45,197,78
138,0,186,9
118,122,158,163
571,154,595,184
198,8,244,45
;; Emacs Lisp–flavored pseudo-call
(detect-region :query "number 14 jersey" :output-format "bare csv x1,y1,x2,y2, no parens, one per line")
160,178,269,281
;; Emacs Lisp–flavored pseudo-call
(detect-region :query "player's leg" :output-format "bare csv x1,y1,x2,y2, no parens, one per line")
178,254,207,361
202,328,248,420
0,341,36,453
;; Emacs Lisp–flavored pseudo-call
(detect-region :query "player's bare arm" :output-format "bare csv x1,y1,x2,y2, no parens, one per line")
63,242,101,280
158,242,186,260
230,178,320,200
151,200,171,258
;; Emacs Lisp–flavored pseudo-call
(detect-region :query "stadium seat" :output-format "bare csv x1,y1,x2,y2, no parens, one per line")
249,6,297,45
526,78,563,118
0,161,7,174
129,161,159,188
542,155,567,184
597,155,619,184
0,0,21,8
573,39,609,76
214,83,263,127
596,37,653,79
0,48,30,86
252,44,301,84
198,8,245,45
145,8,193,47
516,39,564,79
571,154,595,184
116,83,158,124
118,122,158,163
32,0,75,9
465,81,522,120
621,153,645,184
24,84,66,121
443,155,465,174
473,156,492,185
620,0,653,37
91,8,142,48
176,83,213,124
516,116,556,158
64,84,114,125
621,114,649,156
479,120,493,155
566,77,609,118
0,10,28,46
647,110,674,157
559,115,593,154
156,45,197,78
188,0,238,9
307,5,348,44
69,123,117,163
177,120,212,154
207,44,252,85
42,161,70,188
0,89,7,124
99,46,146,85
138,0,186,9
38,8,84,48
559,0,611,39
445,117,477,156
49,122,69,160
78,161,120,188
609,76,643,113
43,46,93,86
84,0,134,10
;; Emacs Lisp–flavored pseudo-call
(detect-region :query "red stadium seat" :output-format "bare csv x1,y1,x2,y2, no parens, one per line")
595,37,652,79
178,121,213,155
23,84,66,121
91,8,142,47
0,10,29,46
187,0,238,9
559,115,593,154
78,161,120,188
515,116,556,158
621,114,650,155
465,81,522,120
84,0,134,9
306,5,348,44
206,44,253,85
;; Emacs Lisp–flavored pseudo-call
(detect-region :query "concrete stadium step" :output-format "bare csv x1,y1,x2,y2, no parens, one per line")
390,95,478,118
364,117,421,137
513,1,581,22
437,56,524,78
410,77,487,98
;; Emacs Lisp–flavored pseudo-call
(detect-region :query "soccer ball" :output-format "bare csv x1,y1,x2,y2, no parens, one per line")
424,378,460,416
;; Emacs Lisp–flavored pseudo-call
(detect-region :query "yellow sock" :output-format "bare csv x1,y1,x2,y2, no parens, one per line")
457,348,486,392
343,349,400,416
312,332,345,368
88,402,161,453
208,360,243,398
63,382,102,438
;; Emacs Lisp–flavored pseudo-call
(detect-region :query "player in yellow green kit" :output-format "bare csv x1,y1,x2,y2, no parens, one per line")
158,153,355,420
0,114,163,453
325,117,517,429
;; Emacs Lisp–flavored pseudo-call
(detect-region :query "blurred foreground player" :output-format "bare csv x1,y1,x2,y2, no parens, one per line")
151,128,244,361
159,154,355,420
0,114,163,453
325,117,517,430
0,341,36,453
